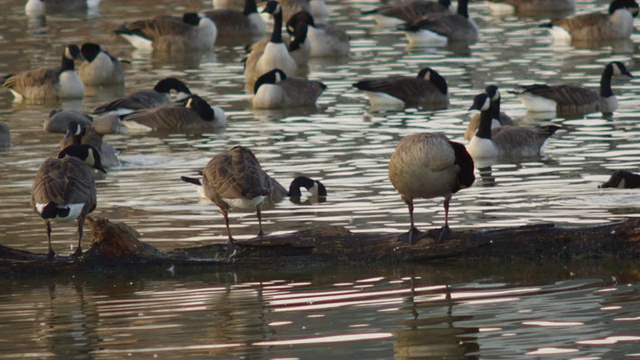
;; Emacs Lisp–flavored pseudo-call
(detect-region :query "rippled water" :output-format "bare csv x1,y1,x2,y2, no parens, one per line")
1,0,640,357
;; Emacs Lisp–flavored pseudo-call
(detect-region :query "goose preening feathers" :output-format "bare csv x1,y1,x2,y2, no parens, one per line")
599,170,640,188
78,43,125,86
362,0,453,27
286,11,350,57
397,0,478,45
252,68,326,109
389,133,475,244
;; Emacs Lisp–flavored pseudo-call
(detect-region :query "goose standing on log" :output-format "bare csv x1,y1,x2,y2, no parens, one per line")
362,0,453,27
540,0,639,42
244,1,299,92
114,13,217,51
286,11,350,57
389,133,475,244
510,61,633,116
203,0,266,38
2,44,84,101
352,67,449,110
465,85,515,141
252,68,326,109
397,0,478,46
31,144,105,259
78,43,125,86
467,92,560,159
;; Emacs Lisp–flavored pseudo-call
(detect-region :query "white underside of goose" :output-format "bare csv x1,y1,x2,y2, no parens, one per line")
253,84,285,109
362,91,405,109
224,195,265,209
58,71,85,99
466,137,499,159
212,106,227,127
9,89,24,102
404,29,448,46
519,93,558,112
549,26,572,41
372,14,405,27
36,203,85,222
119,34,154,50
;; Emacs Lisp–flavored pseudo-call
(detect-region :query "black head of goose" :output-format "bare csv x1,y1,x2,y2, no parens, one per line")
114,12,217,51
467,92,560,160
599,170,640,188
352,67,449,109
542,0,639,41
78,43,125,86
362,0,453,27
286,11,350,57
389,132,475,244
2,44,84,101
31,143,104,259
396,0,478,45
204,0,266,37
59,120,119,168
287,19,311,68
287,176,327,204
464,85,515,141
252,68,326,109
92,77,192,116
511,61,633,116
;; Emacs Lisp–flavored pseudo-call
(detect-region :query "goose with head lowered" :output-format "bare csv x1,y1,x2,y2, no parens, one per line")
510,61,633,116
203,0,266,38
93,77,192,116
2,44,84,101
599,170,640,188
78,43,125,86
286,11,350,57
540,0,639,42
466,92,560,160
352,67,448,110
464,85,515,141
114,12,217,51
31,144,105,259
397,0,478,46
252,68,326,109
362,0,453,27
389,132,475,244
119,94,226,132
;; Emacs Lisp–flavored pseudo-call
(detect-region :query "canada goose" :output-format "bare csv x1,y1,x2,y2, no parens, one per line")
93,77,192,116
0,122,11,148
599,170,640,188
388,132,475,244
286,11,350,57
59,121,119,168
467,92,561,159
114,13,217,51
362,0,453,27
2,44,84,101
352,67,449,109
204,0,266,37
397,0,478,45
78,43,125,86
120,94,226,132
25,0,100,16
31,144,105,259
244,1,299,92
252,68,326,109
199,145,278,243
247,19,310,73
510,62,634,115
464,85,515,141
541,0,639,42
487,0,576,15
45,109,120,135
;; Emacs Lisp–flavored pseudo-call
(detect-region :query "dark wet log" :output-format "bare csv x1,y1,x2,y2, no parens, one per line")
1,216,639,274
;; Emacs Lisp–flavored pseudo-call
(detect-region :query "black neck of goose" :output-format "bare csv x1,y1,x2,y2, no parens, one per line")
430,72,448,95
244,0,258,15
61,53,75,71
475,105,494,140
491,97,501,119
626,173,640,187
600,64,614,98
271,8,284,43
457,0,469,18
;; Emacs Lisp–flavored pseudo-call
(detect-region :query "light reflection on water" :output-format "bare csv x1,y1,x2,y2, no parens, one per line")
1,0,640,357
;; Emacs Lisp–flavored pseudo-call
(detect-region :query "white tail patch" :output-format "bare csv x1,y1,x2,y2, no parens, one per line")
223,196,265,209
549,26,572,41
36,203,85,222
120,120,153,133
120,34,154,50
362,91,405,109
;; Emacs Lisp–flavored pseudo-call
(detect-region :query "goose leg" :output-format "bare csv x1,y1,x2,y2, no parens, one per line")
399,199,422,244
72,218,84,259
222,209,235,244
46,220,55,259
437,198,452,242
256,205,264,240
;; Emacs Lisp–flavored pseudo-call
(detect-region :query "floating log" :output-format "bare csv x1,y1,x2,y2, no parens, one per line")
1,216,639,274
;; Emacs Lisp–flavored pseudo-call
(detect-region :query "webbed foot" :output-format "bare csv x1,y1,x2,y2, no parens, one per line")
398,227,423,244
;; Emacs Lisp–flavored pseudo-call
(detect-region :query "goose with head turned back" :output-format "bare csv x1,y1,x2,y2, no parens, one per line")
467,92,560,160
203,0,266,37
389,132,475,244
397,0,478,45
541,0,639,42
244,1,298,92
465,85,515,141
362,0,453,27
114,13,217,51
2,44,84,101
93,78,192,116
252,68,326,109
31,144,105,259
78,43,125,86
352,67,449,109
599,170,640,188
286,11,350,57
510,62,633,116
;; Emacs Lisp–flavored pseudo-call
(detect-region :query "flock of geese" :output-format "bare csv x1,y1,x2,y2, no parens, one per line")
2,0,640,258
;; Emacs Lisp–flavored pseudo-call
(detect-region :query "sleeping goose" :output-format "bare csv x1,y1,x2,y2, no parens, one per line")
25,0,101,16
286,11,350,57
465,85,515,141
2,44,84,101
389,132,475,244
362,0,453,27
199,145,277,243
352,67,449,109
252,68,326,109
114,12,217,51
204,0,266,38
93,77,192,116
78,43,125,86
120,94,226,132
31,144,105,259
397,0,478,45
510,61,633,116
244,1,299,92
541,0,639,42
487,0,576,16
467,92,560,159
599,170,640,188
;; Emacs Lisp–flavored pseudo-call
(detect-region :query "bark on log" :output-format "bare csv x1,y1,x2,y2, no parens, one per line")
1,216,639,274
